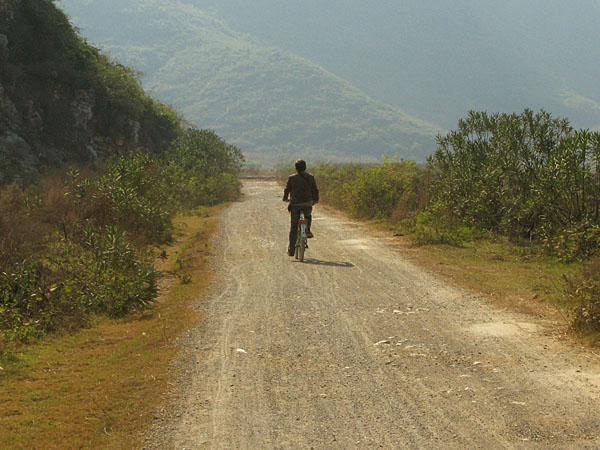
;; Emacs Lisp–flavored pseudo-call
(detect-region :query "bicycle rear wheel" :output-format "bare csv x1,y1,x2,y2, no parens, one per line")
297,223,306,262
295,211,307,262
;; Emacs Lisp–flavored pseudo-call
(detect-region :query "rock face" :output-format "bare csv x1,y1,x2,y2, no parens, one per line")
0,34,7,60
0,132,33,184
0,82,20,127
72,89,95,131
0,0,177,185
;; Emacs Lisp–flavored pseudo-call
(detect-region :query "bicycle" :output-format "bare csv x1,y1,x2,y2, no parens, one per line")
294,210,308,262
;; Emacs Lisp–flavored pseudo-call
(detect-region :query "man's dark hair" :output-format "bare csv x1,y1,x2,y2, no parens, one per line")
295,159,307,172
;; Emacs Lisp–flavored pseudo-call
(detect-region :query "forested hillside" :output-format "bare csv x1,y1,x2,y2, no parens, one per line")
179,0,600,131
0,0,243,346
62,0,600,162
60,0,440,164
0,0,181,184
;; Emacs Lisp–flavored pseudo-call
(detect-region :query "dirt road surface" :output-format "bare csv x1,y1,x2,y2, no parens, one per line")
145,180,600,449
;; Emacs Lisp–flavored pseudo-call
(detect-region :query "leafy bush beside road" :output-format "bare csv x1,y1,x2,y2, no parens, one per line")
0,128,243,347
431,110,600,260
565,260,600,333
314,109,600,333
314,158,429,222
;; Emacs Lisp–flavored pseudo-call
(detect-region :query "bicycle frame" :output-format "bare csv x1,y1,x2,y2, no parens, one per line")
295,210,308,261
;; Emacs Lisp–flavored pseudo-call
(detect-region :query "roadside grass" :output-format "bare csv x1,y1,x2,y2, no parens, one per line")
0,206,224,449
398,237,600,348
394,235,578,320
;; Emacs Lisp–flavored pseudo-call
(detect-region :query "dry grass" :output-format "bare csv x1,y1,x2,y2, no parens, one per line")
396,237,600,347
395,237,578,318
322,205,586,337
0,206,225,449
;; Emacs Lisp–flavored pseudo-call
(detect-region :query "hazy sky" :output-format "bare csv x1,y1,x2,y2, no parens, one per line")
190,0,600,127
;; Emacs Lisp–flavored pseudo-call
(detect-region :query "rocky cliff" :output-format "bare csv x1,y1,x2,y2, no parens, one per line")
0,0,179,184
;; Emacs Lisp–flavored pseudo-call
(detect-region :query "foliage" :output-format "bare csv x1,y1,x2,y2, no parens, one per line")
413,203,475,246
565,259,600,333
67,154,175,246
164,129,244,208
314,111,600,333
313,158,428,221
430,110,600,258
0,126,242,345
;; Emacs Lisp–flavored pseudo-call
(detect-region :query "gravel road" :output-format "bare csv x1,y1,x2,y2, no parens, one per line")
144,180,600,449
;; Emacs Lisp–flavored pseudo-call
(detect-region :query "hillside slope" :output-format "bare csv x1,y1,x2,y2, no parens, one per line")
60,0,440,164
0,0,179,184
186,0,600,131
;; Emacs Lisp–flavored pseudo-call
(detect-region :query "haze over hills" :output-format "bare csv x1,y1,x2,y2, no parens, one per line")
60,0,440,164
190,0,600,130
59,0,600,163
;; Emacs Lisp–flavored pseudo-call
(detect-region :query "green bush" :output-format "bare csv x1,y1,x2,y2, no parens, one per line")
81,153,175,246
163,128,244,207
544,223,600,262
412,202,475,246
0,227,157,342
0,263,65,342
313,159,427,222
57,226,157,317
0,126,243,346
565,260,600,332
430,110,600,256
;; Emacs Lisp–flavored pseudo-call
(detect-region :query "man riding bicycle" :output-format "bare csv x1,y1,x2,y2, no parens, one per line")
283,160,319,256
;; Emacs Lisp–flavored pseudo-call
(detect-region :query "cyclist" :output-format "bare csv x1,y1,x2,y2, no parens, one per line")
283,159,319,256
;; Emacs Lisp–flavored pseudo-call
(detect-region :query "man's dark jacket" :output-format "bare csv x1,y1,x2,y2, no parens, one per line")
283,172,319,205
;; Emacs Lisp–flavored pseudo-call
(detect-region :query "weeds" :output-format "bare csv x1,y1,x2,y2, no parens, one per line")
565,259,600,333
0,128,243,348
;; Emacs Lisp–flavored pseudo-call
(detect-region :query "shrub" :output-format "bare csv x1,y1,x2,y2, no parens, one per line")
413,203,475,246
430,110,600,256
56,226,158,317
565,260,600,333
313,159,428,222
0,263,65,342
544,223,600,262
0,127,243,346
163,128,244,207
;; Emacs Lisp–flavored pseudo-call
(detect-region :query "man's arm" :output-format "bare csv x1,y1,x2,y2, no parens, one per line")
311,176,319,204
283,177,291,201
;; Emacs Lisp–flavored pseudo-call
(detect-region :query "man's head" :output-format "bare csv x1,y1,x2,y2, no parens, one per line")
295,159,307,172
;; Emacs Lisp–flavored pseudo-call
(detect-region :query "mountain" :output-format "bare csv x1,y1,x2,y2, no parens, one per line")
58,0,441,164
0,0,179,184
60,0,600,163
187,0,600,130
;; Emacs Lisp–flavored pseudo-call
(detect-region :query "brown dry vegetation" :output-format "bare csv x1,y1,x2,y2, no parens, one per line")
0,208,222,449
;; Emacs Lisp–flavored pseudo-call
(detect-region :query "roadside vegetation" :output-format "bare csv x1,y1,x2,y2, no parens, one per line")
0,128,243,351
0,0,244,351
312,109,600,336
0,209,222,448
1,2,244,445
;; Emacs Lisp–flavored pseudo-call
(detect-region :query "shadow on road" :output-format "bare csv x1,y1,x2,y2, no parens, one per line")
298,258,354,268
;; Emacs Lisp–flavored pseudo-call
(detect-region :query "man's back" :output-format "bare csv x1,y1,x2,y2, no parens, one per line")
284,172,319,205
